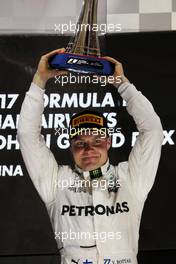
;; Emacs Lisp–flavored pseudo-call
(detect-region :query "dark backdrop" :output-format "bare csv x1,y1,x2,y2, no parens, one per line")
0,31,176,263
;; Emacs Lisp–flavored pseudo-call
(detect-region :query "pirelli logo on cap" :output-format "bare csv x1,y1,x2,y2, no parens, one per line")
72,114,104,128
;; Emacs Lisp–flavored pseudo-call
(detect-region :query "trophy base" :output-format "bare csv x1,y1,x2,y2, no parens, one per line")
49,53,115,76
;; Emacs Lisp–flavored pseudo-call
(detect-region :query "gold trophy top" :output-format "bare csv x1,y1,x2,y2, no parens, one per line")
66,0,101,57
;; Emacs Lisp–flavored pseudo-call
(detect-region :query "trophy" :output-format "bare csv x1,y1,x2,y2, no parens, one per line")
49,0,115,75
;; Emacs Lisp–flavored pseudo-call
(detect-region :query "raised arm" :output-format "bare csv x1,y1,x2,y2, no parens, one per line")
17,48,68,205
105,57,163,200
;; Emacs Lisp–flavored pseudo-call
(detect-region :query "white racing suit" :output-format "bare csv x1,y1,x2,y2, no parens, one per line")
17,81,163,264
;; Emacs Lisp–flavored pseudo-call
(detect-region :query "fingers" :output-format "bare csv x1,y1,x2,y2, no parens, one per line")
41,48,66,61
102,56,124,77
50,69,69,78
102,56,121,66
55,70,68,76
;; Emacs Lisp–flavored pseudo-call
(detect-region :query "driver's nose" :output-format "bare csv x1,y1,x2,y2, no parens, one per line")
84,142,94,151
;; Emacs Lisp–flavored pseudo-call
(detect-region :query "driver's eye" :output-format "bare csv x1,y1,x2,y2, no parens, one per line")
95,138,102,144
74,141,85,147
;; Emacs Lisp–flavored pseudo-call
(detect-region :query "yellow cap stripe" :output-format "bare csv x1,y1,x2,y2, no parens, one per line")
72,114,104,127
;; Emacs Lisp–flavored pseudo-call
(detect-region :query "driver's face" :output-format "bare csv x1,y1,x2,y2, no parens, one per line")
70,134,111,171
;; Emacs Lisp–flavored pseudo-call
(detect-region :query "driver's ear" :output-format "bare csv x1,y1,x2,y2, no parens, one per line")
107,137,111,150
69,141,73,152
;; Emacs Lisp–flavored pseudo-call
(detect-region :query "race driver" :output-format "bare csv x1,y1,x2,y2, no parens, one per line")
17,48,163,264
